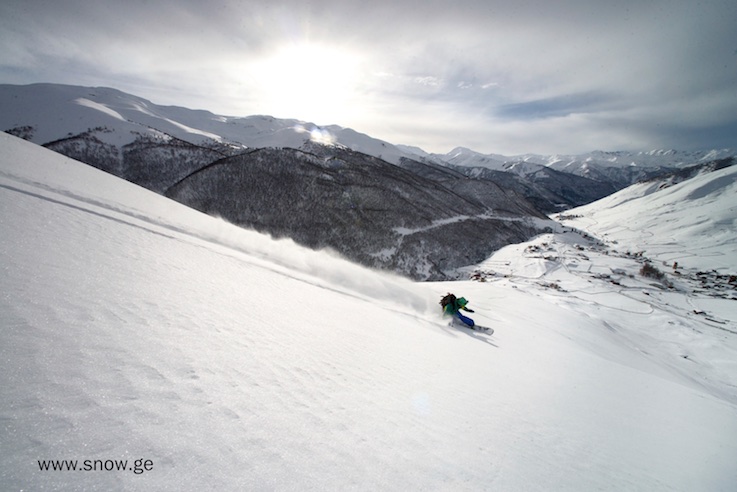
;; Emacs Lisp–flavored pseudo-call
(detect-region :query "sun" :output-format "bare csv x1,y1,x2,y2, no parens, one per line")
251,42,362,123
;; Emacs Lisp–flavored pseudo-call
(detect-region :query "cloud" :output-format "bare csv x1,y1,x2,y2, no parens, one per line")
1,0,736,154
495,92,616,120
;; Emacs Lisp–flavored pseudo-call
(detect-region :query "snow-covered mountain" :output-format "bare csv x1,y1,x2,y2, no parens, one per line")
413,145,736,212
436,146,737,189
3,129,737,491
557,158,737,273
1,83,551,280
440,147,735,172
5,83,733,187
0,83,420,164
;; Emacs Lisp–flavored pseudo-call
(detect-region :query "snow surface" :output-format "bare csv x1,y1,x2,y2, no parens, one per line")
2,132,737,491
74,98,127,122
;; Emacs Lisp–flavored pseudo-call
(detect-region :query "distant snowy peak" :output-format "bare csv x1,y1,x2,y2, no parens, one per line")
441,147,509,171
395,144,431,159
577,149,736,167
543,150,737,187
502,161,549,177
432,146,736,188
437,147,736,171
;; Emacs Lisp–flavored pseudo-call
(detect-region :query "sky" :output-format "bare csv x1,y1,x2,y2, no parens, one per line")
1,0,736,155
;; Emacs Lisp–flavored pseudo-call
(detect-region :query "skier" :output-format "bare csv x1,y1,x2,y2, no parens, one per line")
440,293,475,327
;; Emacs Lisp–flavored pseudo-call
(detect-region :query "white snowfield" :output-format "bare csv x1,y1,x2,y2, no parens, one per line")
1,132,736,491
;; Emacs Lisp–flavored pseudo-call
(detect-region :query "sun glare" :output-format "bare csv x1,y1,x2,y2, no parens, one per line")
251,42,362,123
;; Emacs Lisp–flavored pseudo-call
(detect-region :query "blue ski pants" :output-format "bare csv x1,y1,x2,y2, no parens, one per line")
455,311,475,327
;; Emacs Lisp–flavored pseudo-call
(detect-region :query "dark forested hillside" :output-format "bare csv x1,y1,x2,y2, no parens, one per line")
166,146,547,279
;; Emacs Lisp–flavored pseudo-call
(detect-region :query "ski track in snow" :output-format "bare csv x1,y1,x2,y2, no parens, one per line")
2,133,737,491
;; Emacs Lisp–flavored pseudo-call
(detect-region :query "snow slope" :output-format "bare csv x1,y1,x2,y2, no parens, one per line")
2,132,737,491
560,164,737,272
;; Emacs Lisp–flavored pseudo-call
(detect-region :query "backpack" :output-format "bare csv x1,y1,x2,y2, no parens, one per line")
439,293,456,308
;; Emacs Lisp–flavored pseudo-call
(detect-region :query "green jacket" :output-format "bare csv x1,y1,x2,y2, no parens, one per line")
443,296,474,316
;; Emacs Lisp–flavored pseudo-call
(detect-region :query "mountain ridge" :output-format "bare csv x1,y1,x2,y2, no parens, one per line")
3,83,733,175
3,82,733,278
433,146,736,189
